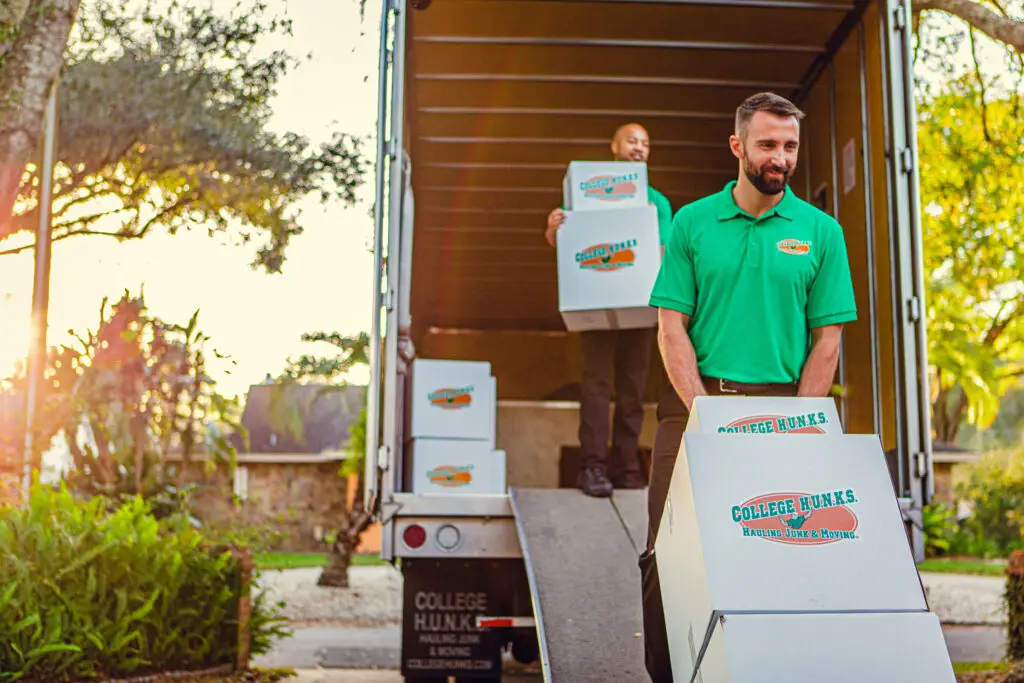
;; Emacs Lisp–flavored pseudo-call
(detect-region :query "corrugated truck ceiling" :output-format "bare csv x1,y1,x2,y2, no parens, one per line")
407,0,866,333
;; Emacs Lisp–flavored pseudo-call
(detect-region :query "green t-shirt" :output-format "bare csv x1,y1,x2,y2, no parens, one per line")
648,181,858,384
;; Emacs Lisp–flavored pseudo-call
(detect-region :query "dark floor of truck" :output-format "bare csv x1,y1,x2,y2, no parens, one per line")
510,488,650,683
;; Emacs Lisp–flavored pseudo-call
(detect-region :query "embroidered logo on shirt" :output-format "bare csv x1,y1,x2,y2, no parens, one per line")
777,238,812,255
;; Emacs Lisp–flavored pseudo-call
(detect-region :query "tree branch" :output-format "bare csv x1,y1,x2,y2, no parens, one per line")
984,295,1023,345
969,28,993,142
0,226,150,256
914,0,1024,53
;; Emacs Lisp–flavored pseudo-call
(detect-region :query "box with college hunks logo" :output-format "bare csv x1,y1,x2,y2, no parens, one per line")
654,432,931,683
562,161,649,212
409,439,507,495
555,204,661,331
685,395,843,436
690,612,955,682
410,359,495,442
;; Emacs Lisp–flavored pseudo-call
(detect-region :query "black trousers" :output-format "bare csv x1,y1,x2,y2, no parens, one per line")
578,327,655,477
639,367,799,682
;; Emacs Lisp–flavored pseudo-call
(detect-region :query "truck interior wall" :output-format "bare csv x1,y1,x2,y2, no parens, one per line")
798,5,903,476
397,0,916,498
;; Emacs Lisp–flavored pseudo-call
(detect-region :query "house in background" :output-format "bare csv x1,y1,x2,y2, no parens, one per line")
183,381,379,553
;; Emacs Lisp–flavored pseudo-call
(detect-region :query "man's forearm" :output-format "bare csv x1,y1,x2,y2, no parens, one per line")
798,326,842,396
658,310,706,410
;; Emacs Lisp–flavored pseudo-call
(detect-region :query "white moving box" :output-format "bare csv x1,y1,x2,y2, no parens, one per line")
410,439,507,495
556,204,661,331
689,612,955,683
655,432,928,683
410,359,494,441
562,161,648,211
685,395,843,435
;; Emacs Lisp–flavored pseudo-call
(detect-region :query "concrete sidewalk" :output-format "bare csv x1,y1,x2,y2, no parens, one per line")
256,622,1008,671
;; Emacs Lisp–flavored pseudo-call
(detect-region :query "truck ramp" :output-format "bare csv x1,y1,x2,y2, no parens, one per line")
510,487,649,683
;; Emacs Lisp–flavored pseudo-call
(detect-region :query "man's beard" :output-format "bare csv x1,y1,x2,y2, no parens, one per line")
743,156,792,196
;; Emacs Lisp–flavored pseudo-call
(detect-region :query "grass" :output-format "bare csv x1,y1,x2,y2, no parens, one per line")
253,551,384,570
919,558,1009,577
953,662,1010,673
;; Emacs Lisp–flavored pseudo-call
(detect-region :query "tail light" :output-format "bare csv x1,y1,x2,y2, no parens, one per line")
403,523,427,549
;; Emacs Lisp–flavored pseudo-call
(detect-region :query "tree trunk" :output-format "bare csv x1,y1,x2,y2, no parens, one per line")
0,0,81,240
931,382,968,445
317,470,373,589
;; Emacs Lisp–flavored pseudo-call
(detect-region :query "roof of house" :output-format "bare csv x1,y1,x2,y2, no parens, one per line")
231,383,366,455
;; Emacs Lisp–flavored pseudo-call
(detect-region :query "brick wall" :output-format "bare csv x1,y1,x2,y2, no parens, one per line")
183,459,350,552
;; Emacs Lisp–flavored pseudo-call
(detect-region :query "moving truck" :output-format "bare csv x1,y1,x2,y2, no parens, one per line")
363,0,935,680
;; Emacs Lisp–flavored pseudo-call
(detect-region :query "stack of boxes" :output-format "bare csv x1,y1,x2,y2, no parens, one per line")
555,161,663,331
408,358,507,495
654,396,957,682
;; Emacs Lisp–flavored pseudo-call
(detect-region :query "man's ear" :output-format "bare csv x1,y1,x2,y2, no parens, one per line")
729,135,743,161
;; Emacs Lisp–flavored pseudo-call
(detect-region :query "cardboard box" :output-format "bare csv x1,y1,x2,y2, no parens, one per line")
562,161,649,211
655,433,928,683
410,359,494,441
688,612,955,683
556,204,661,331
409,439,507,495
685,396,844,435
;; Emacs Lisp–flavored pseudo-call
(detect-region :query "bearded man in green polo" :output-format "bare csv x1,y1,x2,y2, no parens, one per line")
638,91,858,682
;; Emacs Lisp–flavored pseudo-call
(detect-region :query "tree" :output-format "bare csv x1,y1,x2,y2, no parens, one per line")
13,290,243,506
914,0,1024,55
0,0,81,233
271,330,371,588
1,0,368,273
917,77,1024,444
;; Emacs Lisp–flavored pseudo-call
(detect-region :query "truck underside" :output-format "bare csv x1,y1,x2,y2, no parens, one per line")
366,0,933,680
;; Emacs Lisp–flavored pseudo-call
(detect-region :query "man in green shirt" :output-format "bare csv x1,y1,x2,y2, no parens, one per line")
638,92,857,682
545,122,673,497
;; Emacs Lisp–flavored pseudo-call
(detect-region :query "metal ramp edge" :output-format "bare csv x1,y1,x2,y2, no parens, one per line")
510,487,650,683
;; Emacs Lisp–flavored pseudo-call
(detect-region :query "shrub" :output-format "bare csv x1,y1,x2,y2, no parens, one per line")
0,484,290,681
952,448,1024,558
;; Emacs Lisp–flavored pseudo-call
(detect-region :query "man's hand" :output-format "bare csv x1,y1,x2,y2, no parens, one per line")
545,208,566,247
798,324,844,396
658,308,707,411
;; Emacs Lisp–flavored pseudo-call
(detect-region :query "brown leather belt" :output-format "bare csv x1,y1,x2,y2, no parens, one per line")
701,375,798,394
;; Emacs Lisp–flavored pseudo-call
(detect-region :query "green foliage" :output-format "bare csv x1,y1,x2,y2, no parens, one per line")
922,502,958,557
1,0,368,272
12,290,244,502
949,448,1024,558
0,483,290,680
918,77,1024,443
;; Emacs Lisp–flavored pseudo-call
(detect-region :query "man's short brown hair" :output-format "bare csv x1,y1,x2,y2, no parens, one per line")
735,92,806,139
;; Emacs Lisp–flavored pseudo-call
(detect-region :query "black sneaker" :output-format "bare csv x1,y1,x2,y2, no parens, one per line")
613,471,647,490
577,466,614,498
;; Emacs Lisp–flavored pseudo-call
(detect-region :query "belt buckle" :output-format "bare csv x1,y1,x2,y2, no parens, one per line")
719,378,739,394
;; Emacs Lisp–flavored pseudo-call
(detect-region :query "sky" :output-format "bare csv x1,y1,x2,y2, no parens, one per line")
0,0,380,399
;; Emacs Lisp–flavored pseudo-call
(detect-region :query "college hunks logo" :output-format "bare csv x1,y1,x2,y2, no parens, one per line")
427,386,473,410
777,238,812,255
718,411,829,434
427,465,474,488
579,172,640,202
731,489,860,545
576,239,637,271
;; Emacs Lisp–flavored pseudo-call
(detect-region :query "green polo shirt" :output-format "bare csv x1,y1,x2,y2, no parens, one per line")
649,181,857,384
647,186,673,245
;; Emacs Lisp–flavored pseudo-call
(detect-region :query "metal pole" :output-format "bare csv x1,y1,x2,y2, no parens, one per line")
22,82,57,497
